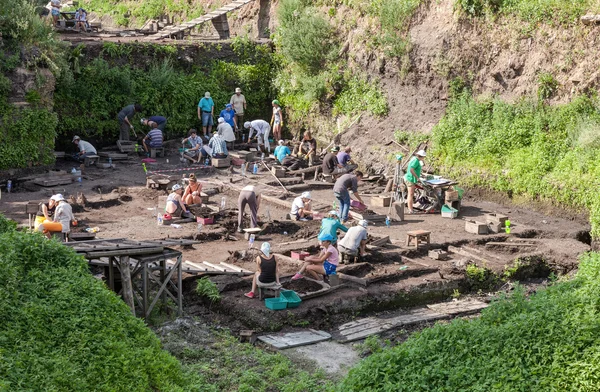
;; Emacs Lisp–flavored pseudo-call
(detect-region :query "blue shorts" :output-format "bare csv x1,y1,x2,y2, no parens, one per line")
323,261,337,276
201,112,213,127
51,9,60,16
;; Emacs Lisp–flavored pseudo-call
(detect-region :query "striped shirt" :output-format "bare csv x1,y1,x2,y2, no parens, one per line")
208,134,228,156
146,129,163,148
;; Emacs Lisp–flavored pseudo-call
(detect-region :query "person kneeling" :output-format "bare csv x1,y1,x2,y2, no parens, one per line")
291,234,338,282
290,191,313,221
166,184,194,219
245,242,281,299
338,219,368,264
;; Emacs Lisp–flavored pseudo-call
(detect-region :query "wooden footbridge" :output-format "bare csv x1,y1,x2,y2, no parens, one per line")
148,0,254,40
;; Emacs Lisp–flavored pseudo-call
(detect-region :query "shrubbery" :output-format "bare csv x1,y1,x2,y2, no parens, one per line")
341,252,600,391
456,0,591,23
0,216,189,391
431,87,600,239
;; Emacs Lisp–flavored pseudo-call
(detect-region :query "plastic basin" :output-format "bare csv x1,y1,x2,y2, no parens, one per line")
265,297,287,311
280,290,302,308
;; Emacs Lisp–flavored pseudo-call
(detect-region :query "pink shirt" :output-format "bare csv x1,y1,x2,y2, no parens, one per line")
324,245,339,266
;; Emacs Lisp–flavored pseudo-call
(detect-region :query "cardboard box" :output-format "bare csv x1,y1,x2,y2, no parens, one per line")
465,220,489,235
212,157,231,168
371,195,392,208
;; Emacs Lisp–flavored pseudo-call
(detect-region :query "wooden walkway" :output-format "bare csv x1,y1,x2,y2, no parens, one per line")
148,0,254,40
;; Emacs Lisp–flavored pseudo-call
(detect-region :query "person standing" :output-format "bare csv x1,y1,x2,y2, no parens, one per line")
237,184,262,232
244,242,281,299
270,100,283,141
72,135,96,162
230,87,246,132
333,171,365,223
50,0,61,25
198,92,215,138
219,103,237,130
274,140,291,164
338,219,368,263
116,103,143,141
404,150,427,214
244,120,271,153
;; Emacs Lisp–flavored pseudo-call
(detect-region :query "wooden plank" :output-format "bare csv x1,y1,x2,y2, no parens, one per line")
219,262,251,273
258,330,331,349
485,242,537,248
461,245,504,261
186,260,216,271
427,300,488,316
448,245,490,264
386,307,444,326
338,273,368,287
370,236,390,247
203,261,228,272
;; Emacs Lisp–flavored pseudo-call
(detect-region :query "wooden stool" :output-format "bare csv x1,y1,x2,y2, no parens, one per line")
150,148,165,158
258,287,281,300
84,154,99,167
406,230,431,249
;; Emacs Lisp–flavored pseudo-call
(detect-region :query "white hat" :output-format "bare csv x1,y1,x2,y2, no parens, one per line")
278,140,284,146
416,150,427,157
51,194,65,201
328,210,339,217
140,118,147,124
72,135,80,142
244,121,251,129
359,219,368,228
172,184,183,191
235,87,242,93
301,192,311,199
218,117,225,124
204,92,210,98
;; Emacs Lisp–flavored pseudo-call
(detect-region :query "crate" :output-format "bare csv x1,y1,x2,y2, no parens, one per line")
445,189,459,202
428,249,449,260
487,221,504,233
265,297,287,310
441,205,458,219
485,213,508,226
291,251,310,260
237,151,255,162
212,157,231,168
371,195,392,208
280,290,302,308
465,220,489,235
271,166,286,178
197,216,214,225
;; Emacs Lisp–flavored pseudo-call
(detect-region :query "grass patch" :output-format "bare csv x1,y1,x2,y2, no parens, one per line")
341,252,600,391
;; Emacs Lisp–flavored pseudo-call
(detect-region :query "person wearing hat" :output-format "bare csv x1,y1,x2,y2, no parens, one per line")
337,146,358,172
182,129,207,163
404,149,427,214
244,242,281,299
318,210,348,244
219,103,237,130
273,140,291,164
117,103,143,141
216,117,236,148
292,233,339,282
270,100,284,141
338,219,368,263
244,119,271,154
322,145,344,178
166,184,194,219
290,192,313,221
183,173,203,205
206,130,228,158
36,194,76,241
230,87,246,132
333,171,365,223
198,92,215,137
72,136,97,162
237,184,262,233
141,119,164,155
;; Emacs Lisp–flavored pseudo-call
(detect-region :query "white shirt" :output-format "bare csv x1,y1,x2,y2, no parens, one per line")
78,140,97,154
338,226,368,251
248,120,270,139
217,123,235,142
54,201,74,233
290,196,304,215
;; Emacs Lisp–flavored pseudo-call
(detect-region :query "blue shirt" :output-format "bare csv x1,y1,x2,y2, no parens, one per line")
337,151,351,166
149,116,166,126
274,145,291,163
146,129,163,148
208,134,228,156
318,218,348,243
198,97,214,112
219,108,236,128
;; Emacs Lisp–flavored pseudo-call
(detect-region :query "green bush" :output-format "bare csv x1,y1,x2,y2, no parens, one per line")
0,227,188,391
431,89,600,239
341,252,600,391
455,0,591,23
333,76,388,116
370,0,421,57
537,72,559,101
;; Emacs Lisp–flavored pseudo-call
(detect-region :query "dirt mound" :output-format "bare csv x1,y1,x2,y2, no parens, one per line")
282,279,323,295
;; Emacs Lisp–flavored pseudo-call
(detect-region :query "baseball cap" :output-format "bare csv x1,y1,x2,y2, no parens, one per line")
140,118,147,124
72,135,80,142
51,194,65,201
235,87,242,93
301,191,311,199
272,99,280,105
416,150,427,157
218,117,225,123
328,210,339,217
331,146,340,152
225,103,232,108
172,184,182,191
204,92,210,98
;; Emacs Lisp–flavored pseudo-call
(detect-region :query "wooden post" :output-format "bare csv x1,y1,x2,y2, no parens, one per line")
119,256,136,314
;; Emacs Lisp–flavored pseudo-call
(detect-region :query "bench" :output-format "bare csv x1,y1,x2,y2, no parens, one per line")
258,287,281,300
150,148,165,158
406,230,431,249
84,154,99,167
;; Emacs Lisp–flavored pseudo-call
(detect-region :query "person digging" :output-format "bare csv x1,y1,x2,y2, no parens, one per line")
338,219,368,264
291,234,339,283
244,242,281,299
290,192,314,221
404,149,427,214
165,184,194,219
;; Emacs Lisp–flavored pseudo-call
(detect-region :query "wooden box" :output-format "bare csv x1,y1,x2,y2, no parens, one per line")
487,221,504,234
371,195,392,208
237,151,255,162
212,157,231,168
445,189,459,202
428,249,449,260
271,166,286,178
485,213,508,226
465,220,489,235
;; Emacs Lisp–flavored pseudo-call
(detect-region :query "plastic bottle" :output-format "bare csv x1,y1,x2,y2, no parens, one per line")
197,223,203,233
248,234,255,249
505,219,511,234
333,200,337,210
241,164,246,176
385,216,391,228
261,153,265,161
77,176,82,187
205,157,210,166
253,163,258,174
242,134,246,142
6,180,11,193
108,157,112,166
220,197,226,211
71,167,76,174
157,213,163,226
135,144,139,153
